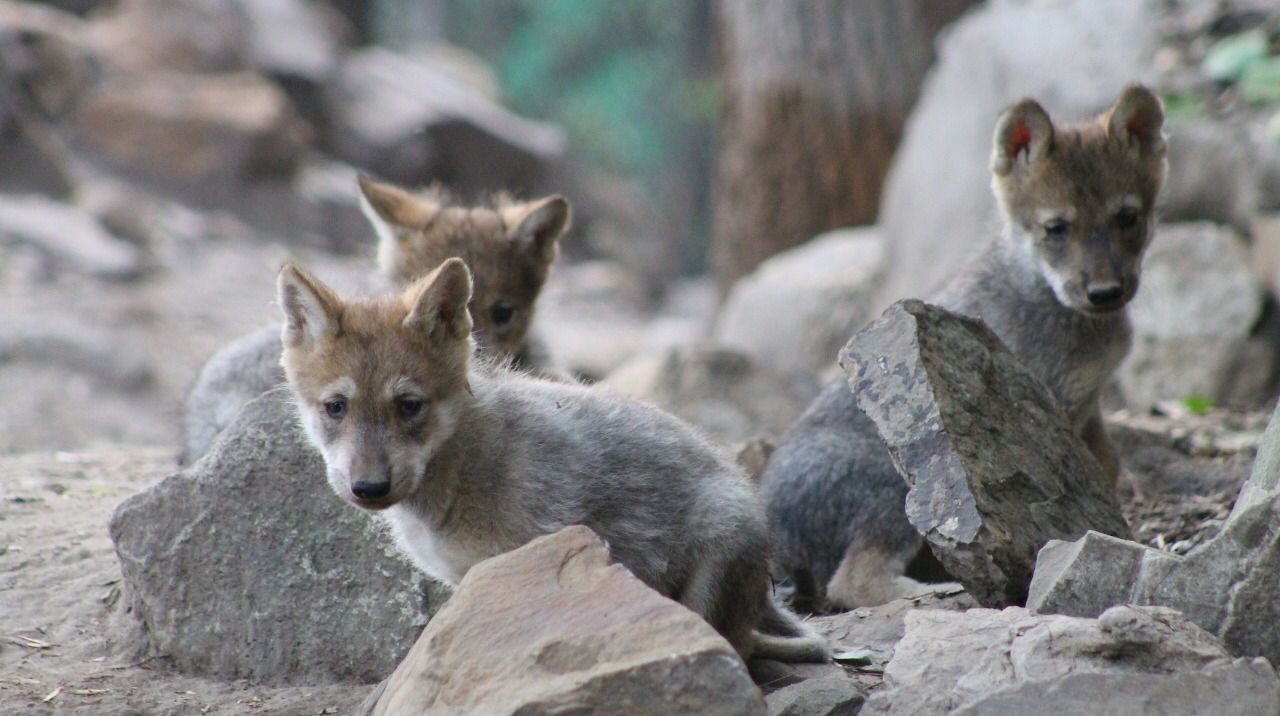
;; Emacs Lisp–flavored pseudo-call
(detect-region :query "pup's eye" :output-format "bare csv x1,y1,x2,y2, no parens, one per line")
490,302,515,325
324,398,346,420
1043,219,1069,239
1115,208,1140,229
395,396,424,420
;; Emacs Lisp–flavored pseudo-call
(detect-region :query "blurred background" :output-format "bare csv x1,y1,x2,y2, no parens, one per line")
1,0,1278,455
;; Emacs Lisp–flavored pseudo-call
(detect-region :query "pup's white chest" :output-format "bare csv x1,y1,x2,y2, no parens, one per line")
383,506,488,585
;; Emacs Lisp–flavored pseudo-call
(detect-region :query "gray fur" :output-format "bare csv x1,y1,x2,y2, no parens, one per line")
300,366,828,662
761,88,1166,611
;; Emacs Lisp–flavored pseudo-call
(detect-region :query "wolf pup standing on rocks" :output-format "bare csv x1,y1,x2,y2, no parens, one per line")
180,176,570,464
277,258,831,664
761,85,1168,611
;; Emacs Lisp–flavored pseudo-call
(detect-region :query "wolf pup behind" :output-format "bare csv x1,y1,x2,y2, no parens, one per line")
180,177,569,464
276,258,829,663
761,85,1167,611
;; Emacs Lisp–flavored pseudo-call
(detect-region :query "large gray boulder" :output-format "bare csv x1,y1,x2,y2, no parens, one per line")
840,300,1130,606
1118,223,1264,411
1029,404,1280,666
876,0,1161,305
714,227,885,376
864,605,1280,715
110,387,448,684
602,344,820,445
363,526,765,716
180,323,283,465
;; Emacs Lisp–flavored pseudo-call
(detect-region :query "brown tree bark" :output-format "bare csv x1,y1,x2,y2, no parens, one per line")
711,0,977,293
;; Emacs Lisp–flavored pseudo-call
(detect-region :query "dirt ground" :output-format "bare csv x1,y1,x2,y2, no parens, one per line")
0,448,368,716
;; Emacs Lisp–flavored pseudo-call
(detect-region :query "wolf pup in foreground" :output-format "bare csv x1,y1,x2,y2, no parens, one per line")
761,85,1167,611
277,258,830,663
180,176,569,464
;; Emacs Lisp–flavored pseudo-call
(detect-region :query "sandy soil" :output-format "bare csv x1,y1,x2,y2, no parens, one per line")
0,447,368,715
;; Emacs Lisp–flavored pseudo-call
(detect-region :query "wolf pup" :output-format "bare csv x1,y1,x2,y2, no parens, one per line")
760,85,1167,611
277,258,830,663
179,177,570,464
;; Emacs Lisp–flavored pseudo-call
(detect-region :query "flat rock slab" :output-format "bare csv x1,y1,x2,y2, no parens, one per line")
1029,402,1280,665
864,605,1280,715
840,300,1129,606
110,387,448,684
368,526,765,716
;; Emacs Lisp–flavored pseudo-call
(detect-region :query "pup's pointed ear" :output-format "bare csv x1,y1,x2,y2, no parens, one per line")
991,99,1055,176
357,175,439,247
278,264,342,347
510,194,570,265
404,257,473,340
1106,84,1165,157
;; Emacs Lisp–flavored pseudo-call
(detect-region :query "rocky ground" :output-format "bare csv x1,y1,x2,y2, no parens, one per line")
0,401,1268,714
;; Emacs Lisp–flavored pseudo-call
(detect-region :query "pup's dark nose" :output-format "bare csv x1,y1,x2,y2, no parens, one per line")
1087,284,1124,307
351,480,390,499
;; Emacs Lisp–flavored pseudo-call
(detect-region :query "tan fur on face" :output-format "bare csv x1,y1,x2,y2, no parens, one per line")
990,85,1167,313
278,260,474,508
358,176,570,358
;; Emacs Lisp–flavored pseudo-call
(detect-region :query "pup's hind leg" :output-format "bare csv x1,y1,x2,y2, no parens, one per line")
825,538,927,610
678,549,761,660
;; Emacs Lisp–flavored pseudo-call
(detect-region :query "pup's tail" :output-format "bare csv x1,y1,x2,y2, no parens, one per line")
750,595,831,663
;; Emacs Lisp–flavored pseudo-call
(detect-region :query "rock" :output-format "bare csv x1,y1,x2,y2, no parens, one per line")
864,605,1280,716
180,323,283,465
85,0,247,74
367,526,765,716
0,195,144,278
1251,213,1280,300
840,300,1130,606
1117,223,1264,411
877,0,1162,305
1235,402,1280,516
235,0,343,84
0,321,151,391
714,227,885,375
765,676,864,716
0,1,92,196
324,46,565,196
1028,403,1280,665
603,344,820,445
1161,118,1260,233
72,71,311,194
538,260,701,380
749,585,975,699
110,387,449,684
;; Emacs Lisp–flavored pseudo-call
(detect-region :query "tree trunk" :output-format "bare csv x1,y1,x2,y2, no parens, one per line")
711,0,977,293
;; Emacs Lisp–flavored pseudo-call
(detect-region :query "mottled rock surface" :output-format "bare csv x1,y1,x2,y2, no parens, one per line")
841,300,1130,606
110,387,448,684
367,526,764,716
864,605,1280,715
1029,403,1280,665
